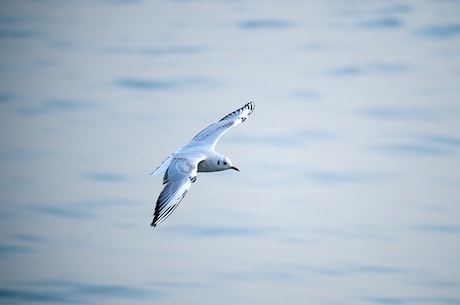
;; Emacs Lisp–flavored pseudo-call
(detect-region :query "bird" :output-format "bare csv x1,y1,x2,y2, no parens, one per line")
150,102,255,227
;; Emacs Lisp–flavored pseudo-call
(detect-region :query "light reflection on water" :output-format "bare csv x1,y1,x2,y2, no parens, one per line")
1,1,460,304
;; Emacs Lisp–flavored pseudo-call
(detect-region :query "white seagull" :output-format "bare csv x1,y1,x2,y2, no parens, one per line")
150,102,255,227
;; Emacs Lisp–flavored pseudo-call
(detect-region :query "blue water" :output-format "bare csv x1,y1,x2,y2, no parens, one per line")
1,1,460,304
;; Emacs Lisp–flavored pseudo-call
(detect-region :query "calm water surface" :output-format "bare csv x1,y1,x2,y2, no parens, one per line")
1,1,460,304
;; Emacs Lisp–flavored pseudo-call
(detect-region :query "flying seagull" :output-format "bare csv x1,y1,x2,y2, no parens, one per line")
150,102,255,227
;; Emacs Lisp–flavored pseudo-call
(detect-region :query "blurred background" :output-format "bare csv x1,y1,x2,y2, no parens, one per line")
1,1,459,304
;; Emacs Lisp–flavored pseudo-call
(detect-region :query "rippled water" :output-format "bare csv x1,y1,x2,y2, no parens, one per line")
1,1,460,304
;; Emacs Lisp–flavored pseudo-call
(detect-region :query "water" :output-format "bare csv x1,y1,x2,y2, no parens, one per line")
1,1,460,304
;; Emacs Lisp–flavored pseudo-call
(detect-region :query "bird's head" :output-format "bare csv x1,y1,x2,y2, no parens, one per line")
217,155,239,172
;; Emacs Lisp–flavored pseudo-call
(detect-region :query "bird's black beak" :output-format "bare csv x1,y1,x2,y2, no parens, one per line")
231,166,240,171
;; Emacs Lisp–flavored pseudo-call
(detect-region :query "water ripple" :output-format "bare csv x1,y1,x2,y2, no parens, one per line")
366,296,406,304
371,132,460,158
414,224,460,234
239,19,294,29
17,99,89,116
366,296,460,304
417,24,460,39
33,205,94,219
358,17,404,29
0,280,160,303
11,233,46,243
329,63,409,77
292,89,322,101
361,107,433,120
115,77,219,91
328,66,363,76
105,0,143,5
306,263,401,277
375,144,446,156
165,225,275,238
423,135,460,147
377,4,412,15
0,29,41,39
0,244,32,255
0,93,14,103
0,287,70,303
104,46,203,56
32,199,134,220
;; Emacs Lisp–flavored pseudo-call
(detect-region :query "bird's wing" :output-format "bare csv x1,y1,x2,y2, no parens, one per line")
150,151,175,176
189,102,255,150
151,157,201,227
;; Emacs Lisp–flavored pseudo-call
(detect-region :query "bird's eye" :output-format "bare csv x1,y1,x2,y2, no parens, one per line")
223,161,227,165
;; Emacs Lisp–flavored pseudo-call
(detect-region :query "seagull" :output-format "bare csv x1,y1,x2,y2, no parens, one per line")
150,102,255,227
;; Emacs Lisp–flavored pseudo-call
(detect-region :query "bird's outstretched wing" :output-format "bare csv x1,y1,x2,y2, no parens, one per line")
151,102,255,176
150,152,174,176
189,102,255,150
151,157,200,227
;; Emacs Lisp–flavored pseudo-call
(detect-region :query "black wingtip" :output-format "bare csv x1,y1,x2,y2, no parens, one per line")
245,101,255,115
218,101,255,122
150,217,157,227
